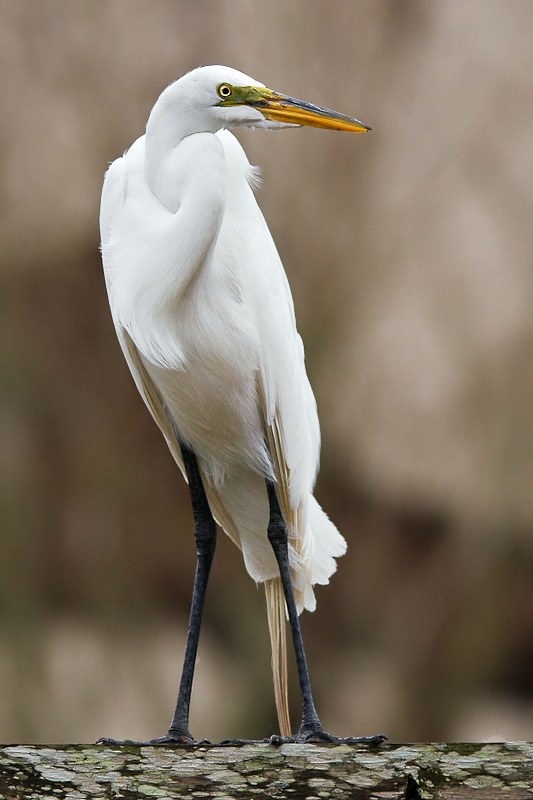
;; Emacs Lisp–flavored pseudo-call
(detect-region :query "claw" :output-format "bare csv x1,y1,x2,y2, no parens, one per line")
341,734,388,746
96,734,211,746
268,734,291,746
219,738,262,746
301,730,387,745
96,737,137,746
266,730,387,746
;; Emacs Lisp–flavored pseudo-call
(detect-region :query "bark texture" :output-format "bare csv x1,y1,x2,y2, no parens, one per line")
1,741,532,799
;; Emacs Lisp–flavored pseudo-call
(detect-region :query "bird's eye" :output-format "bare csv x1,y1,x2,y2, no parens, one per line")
217,83,233,99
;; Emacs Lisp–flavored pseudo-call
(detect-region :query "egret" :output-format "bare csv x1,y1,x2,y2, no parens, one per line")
100,65,381,745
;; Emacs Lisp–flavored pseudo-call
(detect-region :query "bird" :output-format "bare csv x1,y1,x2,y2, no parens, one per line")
99,65,382,746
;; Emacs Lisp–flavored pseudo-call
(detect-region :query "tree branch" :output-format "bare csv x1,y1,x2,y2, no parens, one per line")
1,741,532,799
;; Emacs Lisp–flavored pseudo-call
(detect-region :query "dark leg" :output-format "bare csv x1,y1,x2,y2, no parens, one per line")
266,480,321,736
265,480,387,746
97,444,216,746
165,444,217,742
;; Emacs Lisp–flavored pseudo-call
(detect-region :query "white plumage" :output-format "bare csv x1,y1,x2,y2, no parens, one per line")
100,65,369,740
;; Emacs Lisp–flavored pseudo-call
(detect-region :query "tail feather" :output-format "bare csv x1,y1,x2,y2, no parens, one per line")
264,577,291,737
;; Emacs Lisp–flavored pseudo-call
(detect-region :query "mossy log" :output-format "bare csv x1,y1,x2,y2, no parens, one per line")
0,741,532,799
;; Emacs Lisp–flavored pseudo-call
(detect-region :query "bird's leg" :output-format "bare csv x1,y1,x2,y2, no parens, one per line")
265,480,387,747
165,444,217,743
96,445,216,747
265,480,322,738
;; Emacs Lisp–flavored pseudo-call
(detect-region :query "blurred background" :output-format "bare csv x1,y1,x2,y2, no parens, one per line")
1,0,533,745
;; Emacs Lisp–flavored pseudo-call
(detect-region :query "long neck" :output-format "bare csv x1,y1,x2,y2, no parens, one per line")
117,128,227,369
141,120,228,309
145,86,219,210
139,85,228,335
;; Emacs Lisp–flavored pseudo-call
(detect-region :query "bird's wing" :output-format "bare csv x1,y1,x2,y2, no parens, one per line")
252,207,321,572
118,321,246,550
114,315,247,552
100,145,184,471
215,131,345,612
100,137,245,551
216,132,320,544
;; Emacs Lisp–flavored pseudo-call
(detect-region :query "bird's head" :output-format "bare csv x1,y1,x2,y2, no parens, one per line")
152,65,370,136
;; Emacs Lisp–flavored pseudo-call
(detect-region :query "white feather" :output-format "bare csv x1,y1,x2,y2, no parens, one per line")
100,65,360,739
100,69,347,616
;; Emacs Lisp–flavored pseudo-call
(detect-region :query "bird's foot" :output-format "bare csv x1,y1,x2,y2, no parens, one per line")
267,729,387,746
97,730,386,747
219,738,263,745
96,733,210,746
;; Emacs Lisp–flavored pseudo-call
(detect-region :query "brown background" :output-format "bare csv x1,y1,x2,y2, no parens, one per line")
2,0,533,744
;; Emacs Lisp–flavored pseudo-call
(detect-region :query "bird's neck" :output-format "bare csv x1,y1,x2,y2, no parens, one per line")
144,92,219,209
145,109,183,208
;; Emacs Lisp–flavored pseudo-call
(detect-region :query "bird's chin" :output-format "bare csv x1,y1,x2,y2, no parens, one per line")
253,117,300,131
218,107,266,129
222,110,298,131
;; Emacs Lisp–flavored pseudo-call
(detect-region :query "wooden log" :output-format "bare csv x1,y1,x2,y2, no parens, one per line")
0,741,532,799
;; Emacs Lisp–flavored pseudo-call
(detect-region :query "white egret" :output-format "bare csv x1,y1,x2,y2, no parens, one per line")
100,65,382,745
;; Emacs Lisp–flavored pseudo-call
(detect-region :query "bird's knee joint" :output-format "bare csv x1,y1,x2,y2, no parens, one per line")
267,521,288,547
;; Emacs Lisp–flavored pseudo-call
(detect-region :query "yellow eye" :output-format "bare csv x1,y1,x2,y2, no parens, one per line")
217,83,233,99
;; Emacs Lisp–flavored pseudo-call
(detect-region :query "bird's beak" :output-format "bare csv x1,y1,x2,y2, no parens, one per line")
254,88,370,133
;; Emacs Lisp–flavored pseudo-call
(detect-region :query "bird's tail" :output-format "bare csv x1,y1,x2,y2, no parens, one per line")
264,577,291,737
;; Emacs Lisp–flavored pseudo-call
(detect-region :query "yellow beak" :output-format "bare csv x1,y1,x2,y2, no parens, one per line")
258,90,370,133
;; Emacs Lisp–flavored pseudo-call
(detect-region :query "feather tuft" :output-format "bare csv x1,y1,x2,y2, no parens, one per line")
247,164,262,191
264,577,291,737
